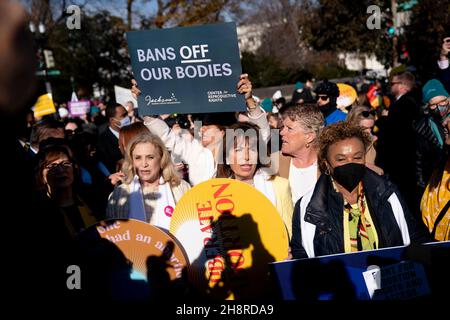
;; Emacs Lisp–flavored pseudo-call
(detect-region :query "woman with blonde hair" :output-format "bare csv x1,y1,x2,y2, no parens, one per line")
107,132,190,231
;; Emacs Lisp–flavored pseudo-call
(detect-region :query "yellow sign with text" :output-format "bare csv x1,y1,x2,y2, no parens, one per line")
33,93,56,117
170,178,289,300
94,219,188,281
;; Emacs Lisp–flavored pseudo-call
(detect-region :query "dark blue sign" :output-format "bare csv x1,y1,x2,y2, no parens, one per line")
270,241,449,300
127,22,246,115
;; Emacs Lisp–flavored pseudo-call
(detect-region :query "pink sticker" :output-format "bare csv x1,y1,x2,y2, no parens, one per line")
164,205,174,217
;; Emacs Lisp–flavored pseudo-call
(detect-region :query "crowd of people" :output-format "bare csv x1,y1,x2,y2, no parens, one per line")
1,0,449,301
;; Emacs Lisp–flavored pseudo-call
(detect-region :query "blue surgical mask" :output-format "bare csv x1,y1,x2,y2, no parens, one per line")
117,116,131,128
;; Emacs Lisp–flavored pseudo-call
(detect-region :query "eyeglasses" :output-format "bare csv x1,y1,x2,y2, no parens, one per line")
390,81,401,86
317,95,329,101
428,98,449,109
44,161,73,171
361,110,376,118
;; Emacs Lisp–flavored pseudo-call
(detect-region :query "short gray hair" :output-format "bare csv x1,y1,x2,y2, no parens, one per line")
281,103,325,144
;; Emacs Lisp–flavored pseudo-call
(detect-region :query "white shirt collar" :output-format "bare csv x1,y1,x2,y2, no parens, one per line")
109,126,119,139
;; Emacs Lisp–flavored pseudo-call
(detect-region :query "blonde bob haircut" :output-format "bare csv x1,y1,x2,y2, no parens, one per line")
122,132,181,187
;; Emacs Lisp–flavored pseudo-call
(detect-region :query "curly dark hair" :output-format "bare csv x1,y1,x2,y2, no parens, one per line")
318,122,372,173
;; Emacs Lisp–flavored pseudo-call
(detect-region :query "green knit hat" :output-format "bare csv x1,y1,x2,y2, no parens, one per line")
422,79,449,104
260,98,273,112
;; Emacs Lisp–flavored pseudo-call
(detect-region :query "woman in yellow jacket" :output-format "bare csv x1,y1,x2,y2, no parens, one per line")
420,116,450,241
216,122,294,239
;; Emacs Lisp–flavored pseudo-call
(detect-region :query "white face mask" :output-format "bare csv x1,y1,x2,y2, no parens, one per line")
117,116,131,128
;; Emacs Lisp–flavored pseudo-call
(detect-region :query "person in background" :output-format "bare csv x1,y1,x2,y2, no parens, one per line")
29,118,65,155
106,132,190,231
314,80,347,125
290,81,315,105
267,112,281,130
415,79,449,199
125,100,139,123
97,103,129,175
376,71,421,219
437,37,450,93
216,122,294,240
291,122,430,259
346,105,384,175
64,118,83,137
420,115,450,241
35,138,98,236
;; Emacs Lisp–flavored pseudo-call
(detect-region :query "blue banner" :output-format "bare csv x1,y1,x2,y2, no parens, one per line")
127,22,246,115
270,241,450,300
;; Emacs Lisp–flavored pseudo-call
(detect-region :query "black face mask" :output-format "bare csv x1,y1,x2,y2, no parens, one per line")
318,97,337,118
331,162,366,192
429,108,443,122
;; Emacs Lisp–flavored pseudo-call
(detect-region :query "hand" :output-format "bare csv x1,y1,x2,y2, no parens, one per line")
236,73,253,100
109,172,125,186
143,114,170,124
131,79,141,99
440,37,450,58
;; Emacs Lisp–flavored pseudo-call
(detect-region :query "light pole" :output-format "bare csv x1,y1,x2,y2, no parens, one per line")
29,21,52,94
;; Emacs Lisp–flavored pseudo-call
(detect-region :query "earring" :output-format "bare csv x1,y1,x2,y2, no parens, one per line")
324,167,331,175
306,142,310,148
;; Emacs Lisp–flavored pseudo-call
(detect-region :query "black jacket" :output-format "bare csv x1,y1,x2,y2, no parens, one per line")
291,169,430,259
375,92,421,217
414,115,448,193
96,127,122,174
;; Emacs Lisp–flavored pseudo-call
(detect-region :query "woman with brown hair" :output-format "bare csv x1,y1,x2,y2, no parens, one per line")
106,132,190,231
216,122,294,239
35,138,98,237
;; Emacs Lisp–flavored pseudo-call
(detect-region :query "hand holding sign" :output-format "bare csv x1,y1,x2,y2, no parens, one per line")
131,79,141,100
237,73,253,100
237,74,259,112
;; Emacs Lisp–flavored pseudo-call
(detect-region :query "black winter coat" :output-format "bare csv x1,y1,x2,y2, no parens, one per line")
291,169,430,259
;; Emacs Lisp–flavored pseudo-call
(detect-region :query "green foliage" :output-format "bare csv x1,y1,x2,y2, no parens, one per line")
47,11,131,103
405,0,450,81
241,51,356,87
301,0,391,64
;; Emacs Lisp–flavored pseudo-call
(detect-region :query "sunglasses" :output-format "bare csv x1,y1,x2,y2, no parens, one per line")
361,110,376,118
317,95,329,101
44,161,73,171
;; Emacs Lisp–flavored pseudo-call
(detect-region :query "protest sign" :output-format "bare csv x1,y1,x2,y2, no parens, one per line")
88,219,188,281
270,241,449,300
33,93,56,117
169,178,289,300
337,83,357,109
68,100,90,117
114,85,138,108
127,22,246,115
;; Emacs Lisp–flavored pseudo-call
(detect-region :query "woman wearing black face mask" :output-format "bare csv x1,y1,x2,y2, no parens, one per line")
414,79,449,200
291,122,430,259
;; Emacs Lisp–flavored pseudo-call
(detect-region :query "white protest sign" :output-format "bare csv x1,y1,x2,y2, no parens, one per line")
114,85,138,108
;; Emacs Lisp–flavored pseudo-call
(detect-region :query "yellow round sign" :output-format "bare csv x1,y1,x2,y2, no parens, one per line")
337,83,357,108
85,219,189,281
169,178,289,300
